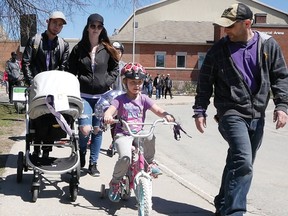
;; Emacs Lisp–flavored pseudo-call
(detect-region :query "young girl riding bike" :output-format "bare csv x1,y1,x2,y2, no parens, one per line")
103,62,175,202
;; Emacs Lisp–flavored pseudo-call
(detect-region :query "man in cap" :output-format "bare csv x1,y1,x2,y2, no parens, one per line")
22,11,70,158
22,11,69,82
192,3,288,216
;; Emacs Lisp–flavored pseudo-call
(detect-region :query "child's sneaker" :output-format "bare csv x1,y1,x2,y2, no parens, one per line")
149,161,162,176
108,181,120,202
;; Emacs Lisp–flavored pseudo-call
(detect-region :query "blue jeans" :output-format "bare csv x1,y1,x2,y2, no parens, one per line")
147,84,153,97
215,115,264,216
78,97,103,164
155,86,161,99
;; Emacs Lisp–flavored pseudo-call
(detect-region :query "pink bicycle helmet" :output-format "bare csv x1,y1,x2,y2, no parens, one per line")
121,62,146,80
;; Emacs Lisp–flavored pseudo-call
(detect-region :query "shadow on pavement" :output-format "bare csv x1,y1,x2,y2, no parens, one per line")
0,172,75,203
153,196,214,215
0,171,215,215
0,154,17,169
9,135,25,142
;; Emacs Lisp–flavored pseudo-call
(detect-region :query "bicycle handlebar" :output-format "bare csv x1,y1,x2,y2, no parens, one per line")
112,118,177,138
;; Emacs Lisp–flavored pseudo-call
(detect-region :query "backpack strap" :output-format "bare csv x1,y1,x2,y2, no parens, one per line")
32,34,41,60
32,34,65,61
58,37,65,60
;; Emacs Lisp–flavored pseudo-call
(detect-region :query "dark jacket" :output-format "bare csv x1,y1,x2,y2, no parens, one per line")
22,31,70,84
165,77,172,88
153,76,163,88
68,42,118,95
193,31,288,119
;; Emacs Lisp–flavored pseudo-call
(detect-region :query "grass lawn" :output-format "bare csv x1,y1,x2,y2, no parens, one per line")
0,103,25,176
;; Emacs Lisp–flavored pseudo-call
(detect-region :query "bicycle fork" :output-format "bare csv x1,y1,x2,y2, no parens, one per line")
133,151,152,191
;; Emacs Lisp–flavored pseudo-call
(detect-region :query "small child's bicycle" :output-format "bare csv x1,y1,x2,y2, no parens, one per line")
100,118,178,216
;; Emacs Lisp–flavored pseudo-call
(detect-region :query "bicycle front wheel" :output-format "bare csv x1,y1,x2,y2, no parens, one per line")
136,176,152,216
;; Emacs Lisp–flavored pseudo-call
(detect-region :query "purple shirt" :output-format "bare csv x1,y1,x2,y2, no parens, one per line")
111,93,155,135
228,32,260,94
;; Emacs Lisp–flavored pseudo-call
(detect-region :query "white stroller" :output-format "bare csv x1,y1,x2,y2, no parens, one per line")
16,70,83,202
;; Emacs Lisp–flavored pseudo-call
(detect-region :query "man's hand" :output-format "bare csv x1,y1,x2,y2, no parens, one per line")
194,116,206,133
273,110,288,129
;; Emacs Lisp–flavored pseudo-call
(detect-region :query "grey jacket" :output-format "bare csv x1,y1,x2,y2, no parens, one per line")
193,31,288,119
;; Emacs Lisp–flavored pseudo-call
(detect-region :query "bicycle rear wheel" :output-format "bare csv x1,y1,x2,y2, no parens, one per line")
136,176,152,216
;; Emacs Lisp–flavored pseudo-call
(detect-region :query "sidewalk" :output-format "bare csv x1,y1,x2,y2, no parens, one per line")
0,92,218,216
0,121,215,216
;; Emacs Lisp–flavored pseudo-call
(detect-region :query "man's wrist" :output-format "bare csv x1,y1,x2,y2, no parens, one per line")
193,109,207,118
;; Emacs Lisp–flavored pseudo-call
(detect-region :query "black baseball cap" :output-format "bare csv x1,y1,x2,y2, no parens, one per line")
87,13,104,25
214,3,253,27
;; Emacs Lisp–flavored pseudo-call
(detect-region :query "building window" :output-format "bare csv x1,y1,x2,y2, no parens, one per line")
155,52,166,67
198,52,206,69
176,52,186,68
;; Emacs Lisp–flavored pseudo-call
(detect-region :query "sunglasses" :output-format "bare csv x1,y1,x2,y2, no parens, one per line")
89,24,103,30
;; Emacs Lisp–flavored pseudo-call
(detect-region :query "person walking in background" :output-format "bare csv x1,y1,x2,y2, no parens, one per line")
22,11,69,158
5,52,21,103
68,13,119,177
147,74,153,97
153,73,161,99
164,74,173,99
192,3,288,216
112,41,126,91
144,73,153,98
160,74,165,98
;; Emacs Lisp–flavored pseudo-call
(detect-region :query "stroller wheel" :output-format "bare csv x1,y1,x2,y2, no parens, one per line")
17,151,24,183
76,165,81,181
31,186,39,202
69,179,78,202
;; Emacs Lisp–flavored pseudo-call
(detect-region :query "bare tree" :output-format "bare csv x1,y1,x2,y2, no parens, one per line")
0,0,155,41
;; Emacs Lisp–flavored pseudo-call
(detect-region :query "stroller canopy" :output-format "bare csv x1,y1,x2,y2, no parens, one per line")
28,70,83,119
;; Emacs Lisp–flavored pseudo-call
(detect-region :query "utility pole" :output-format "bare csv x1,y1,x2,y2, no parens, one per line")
132,0,136,62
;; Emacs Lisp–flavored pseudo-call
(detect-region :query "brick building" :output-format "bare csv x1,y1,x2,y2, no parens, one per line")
110,0,288,82
1,0,288,85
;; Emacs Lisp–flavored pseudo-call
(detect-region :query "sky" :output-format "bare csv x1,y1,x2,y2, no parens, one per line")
60,0,288,39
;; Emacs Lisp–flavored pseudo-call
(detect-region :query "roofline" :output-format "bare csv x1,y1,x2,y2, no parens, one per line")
115,0,288,34
252,24,288,28
113,41,213,45
116,0,169,33
251,0,288,15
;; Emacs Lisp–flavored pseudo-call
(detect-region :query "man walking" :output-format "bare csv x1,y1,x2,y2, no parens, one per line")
6,52,21,103
164,74,173,99
193,3,288,216
22,11,69,158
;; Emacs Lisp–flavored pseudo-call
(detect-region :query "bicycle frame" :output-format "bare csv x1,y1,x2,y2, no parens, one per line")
129,137,151,191
115,118,177,215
